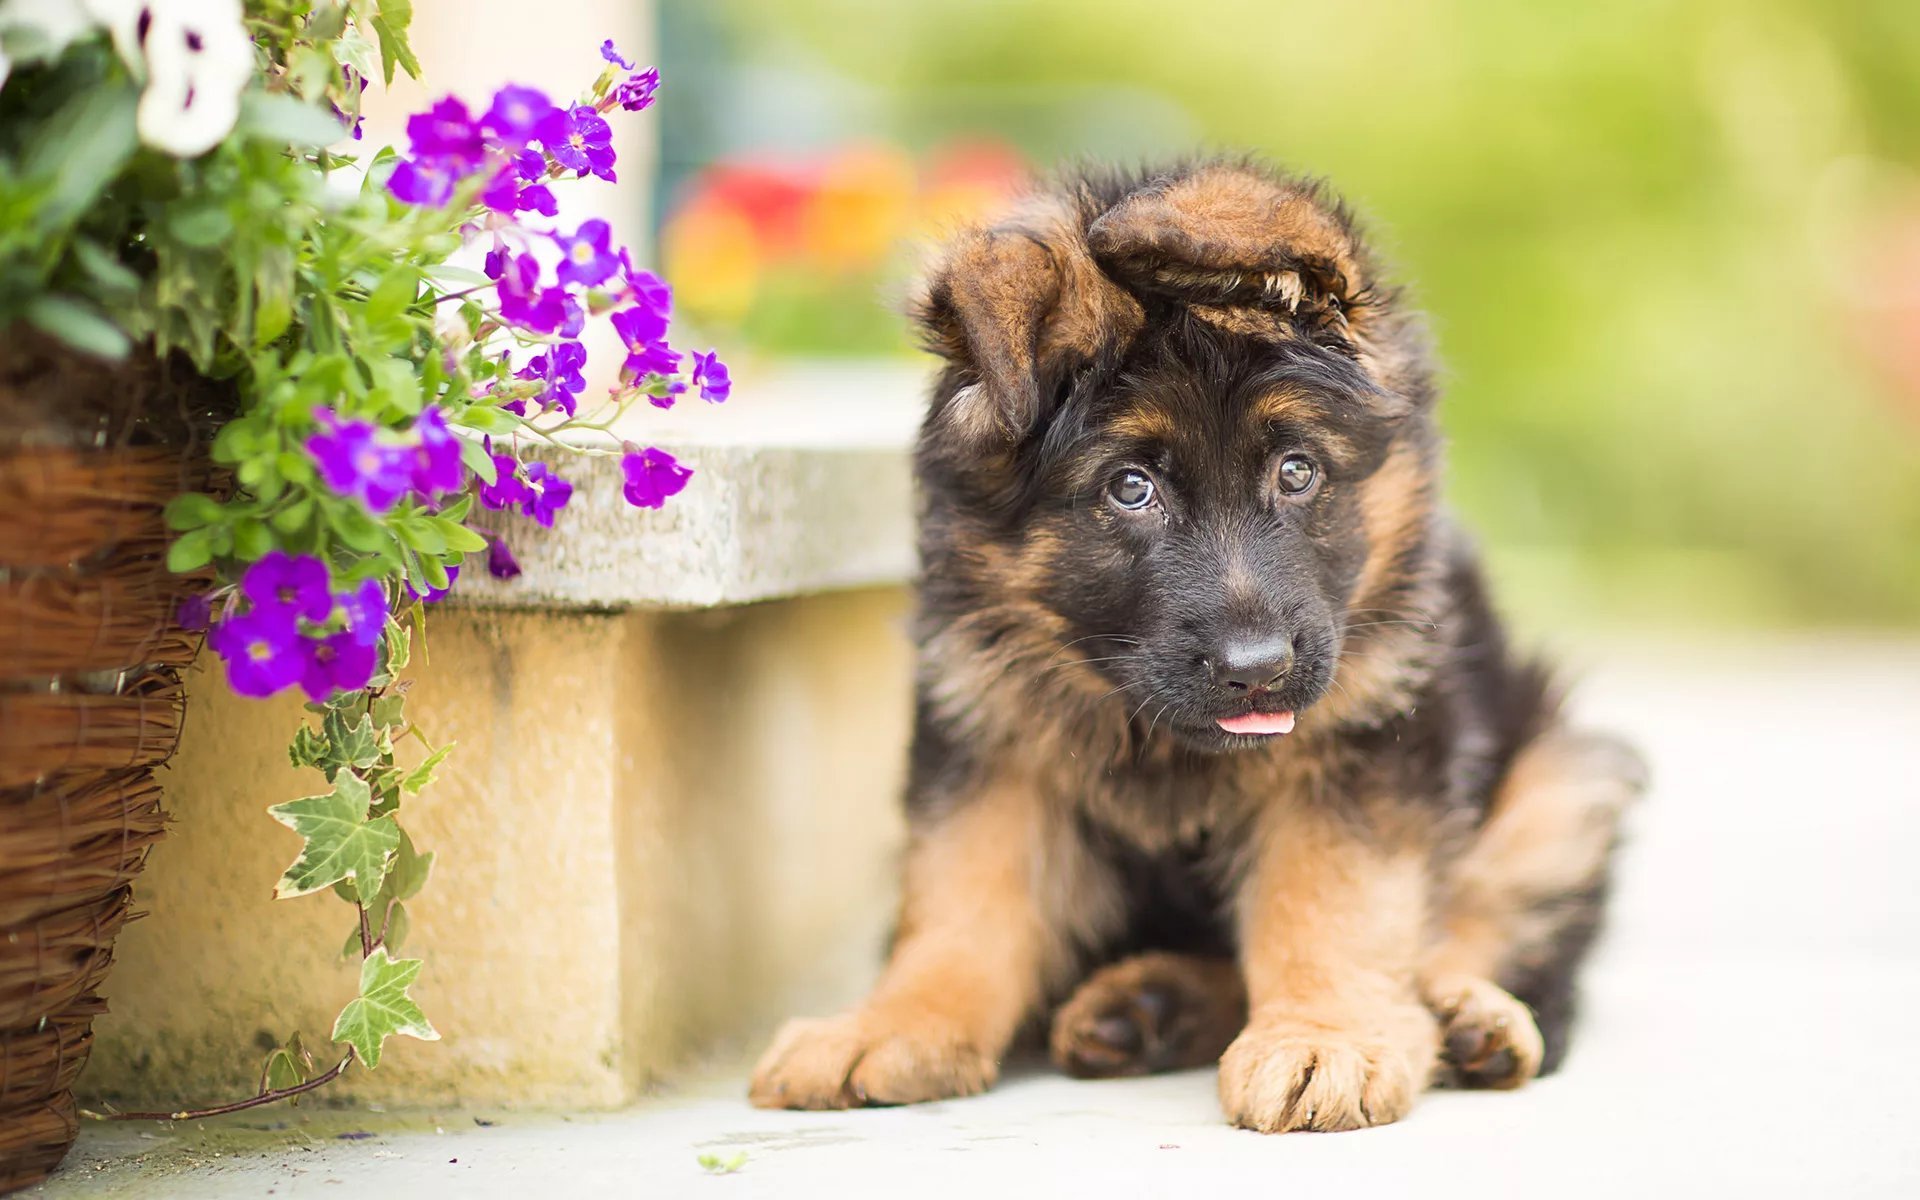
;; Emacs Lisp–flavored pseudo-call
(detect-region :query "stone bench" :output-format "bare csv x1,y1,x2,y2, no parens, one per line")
86,363,926,1108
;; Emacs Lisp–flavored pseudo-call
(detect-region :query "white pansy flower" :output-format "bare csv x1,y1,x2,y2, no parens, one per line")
86,0,255,158
0,0,104,88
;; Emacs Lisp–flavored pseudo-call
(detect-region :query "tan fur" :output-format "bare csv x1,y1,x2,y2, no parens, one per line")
1426,729,1645,984
1087,166,1364,297
914,197,1143,446
1220,795,1441,1132
749,776,1122,1109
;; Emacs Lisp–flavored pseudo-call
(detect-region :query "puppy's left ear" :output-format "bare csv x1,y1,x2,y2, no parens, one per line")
1086,163,1371,317
1088,162,1431,409
912,201,1143,447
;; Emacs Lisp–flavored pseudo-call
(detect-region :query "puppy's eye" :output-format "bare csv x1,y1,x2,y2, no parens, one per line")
1107,469,1157,511
1276,454,1318,496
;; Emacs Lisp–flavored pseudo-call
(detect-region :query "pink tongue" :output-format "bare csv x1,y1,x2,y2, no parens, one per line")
1217,710,1297,736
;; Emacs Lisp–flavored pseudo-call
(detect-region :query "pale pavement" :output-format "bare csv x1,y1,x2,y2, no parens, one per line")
33,637,1920,1199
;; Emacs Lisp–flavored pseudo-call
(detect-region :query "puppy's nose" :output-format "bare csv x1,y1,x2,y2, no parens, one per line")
1211,636,1295,692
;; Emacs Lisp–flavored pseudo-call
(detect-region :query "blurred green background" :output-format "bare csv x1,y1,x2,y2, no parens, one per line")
654,0,1920,630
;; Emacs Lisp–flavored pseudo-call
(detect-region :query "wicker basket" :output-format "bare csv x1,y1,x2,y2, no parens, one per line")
0,336,225,1191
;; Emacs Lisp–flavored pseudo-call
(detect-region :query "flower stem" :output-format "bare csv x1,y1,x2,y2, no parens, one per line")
88,1052,355,1122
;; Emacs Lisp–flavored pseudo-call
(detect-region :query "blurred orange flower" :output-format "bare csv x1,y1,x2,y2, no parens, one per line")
663,139,1028,340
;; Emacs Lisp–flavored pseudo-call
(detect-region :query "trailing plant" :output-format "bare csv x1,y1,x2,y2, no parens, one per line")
0,0,724,1115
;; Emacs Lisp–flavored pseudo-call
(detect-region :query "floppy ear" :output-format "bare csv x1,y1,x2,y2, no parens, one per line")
912,200,1143,446
1085,163,1371,332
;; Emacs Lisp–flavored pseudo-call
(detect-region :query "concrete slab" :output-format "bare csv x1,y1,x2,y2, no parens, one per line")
32,637,1920,1198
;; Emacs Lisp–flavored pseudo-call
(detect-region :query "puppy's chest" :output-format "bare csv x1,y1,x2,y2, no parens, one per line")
1055,753,1296,858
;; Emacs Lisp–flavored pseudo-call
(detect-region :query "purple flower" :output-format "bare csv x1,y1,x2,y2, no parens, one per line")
554,219,620,287
412,407,465,497
517,184,557,217
537,104,616,181
623,340,681,385
557,291,586,338
620,256,673,316
650,379,689,411
336,579,389,647
242,552,332,623
482,85,557,150
487,536,523,579
483,245,508,280
482,166,561,217
514,147,547,180
521,462,573,528
613,67,660,113
307,410,415,512
691,350,732,404
477,440,532,511
406,96,486,167
209,608,305,698
495,253,569,335
601,39,635,70
517,341,588,415
611,303,668,351
620,447,692,510
407,565,461,604
387,157,459,206
300,630,378,701
177,592,213,632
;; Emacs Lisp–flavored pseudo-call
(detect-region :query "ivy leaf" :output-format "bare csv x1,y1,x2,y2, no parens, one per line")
369,694,406,730
402,743,453,796
322,710,381,771
382,901,411,952
331,948,437,1069
268,771,399,902
260,1031,316,1093
386,828,433,900
368,0,421,85
289,724,330,769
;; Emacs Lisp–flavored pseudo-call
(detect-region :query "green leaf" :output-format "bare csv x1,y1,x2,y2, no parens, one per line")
272,496,316,534
237,91,349,147
429,517,488,554
25,295,130,360
382,901,411,952
169,204,235,249
232,517,274,561
369,0,421,84
382,620,412,674
698,1152,749,1175
366,270,418,329
331,947,438,1069
70,240,142,295
458,436,498,485
323,710,382,770
386,828,433,900
262,1049,302,1092
23,83,138,231
268,771,400,902
370,694,407,730
165,494,224,531
330,502,388,553
401,743,453,796
289,724,330,769
166,529,213,573
393,516,446,555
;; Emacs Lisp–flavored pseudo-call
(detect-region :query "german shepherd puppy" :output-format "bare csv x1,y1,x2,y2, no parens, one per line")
750,160,1646,1132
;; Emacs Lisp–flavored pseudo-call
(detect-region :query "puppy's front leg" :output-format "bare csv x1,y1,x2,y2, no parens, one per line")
1219,800,1441,1132
750,781,1053,1109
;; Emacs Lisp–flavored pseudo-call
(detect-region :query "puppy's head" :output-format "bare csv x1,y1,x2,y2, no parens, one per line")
914,161,1440,752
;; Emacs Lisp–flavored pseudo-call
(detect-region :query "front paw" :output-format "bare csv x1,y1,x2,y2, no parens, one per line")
1218,1009,1436,1133
748,1009,997,1110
